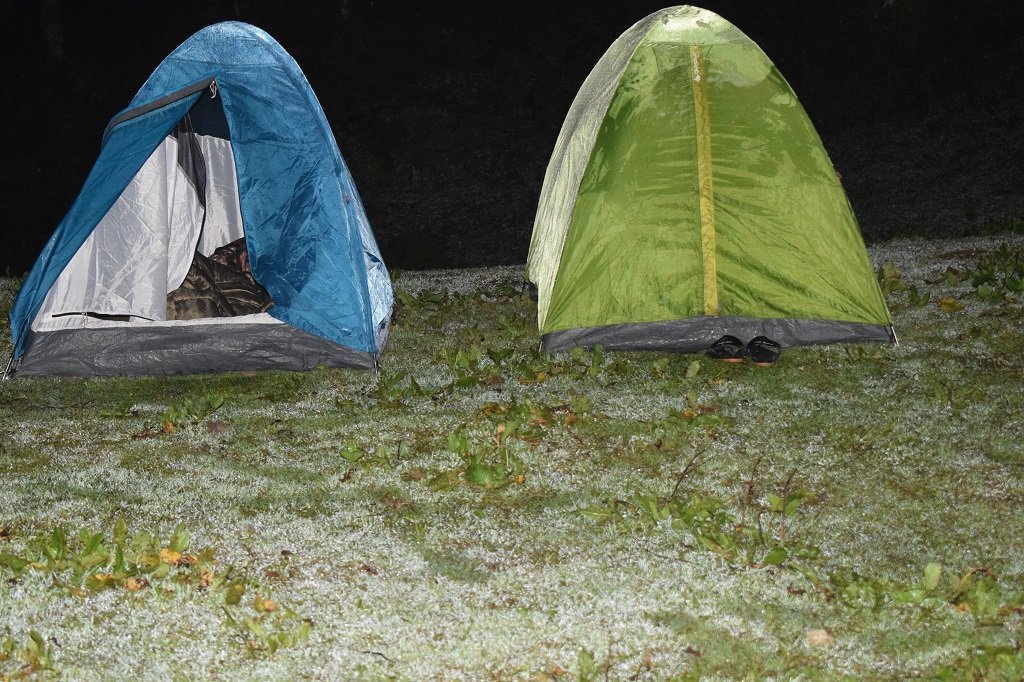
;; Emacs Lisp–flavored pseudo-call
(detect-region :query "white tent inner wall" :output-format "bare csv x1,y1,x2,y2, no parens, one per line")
33,134,249,332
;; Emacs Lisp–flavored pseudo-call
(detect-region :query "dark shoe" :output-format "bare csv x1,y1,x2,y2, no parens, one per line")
706,335,746,362
746,336,780,366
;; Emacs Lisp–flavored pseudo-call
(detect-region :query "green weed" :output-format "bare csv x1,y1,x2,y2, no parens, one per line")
878,259,906,296
394,287,447,309
0,520,215,593
439,424,521,490
442,343,503,389
161,393,225,432
0,629,55,678
372,370,430,405
0,520,314,662
932,644,1024,680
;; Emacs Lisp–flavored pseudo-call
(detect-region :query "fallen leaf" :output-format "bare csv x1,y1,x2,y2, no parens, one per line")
225,582,245,605
428,469,463,491
206,420,231,434
125,577,150,591
159,548,182,565
92,573,115,585
937,297,965,313
805,628,835,647
255,594,278,612
199,571,215,590
381,495,409,511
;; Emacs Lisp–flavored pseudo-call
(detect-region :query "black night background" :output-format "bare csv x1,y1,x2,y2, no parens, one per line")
1,0,1022,275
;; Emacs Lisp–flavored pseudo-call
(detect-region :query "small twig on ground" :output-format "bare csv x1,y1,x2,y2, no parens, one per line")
605,633,616,682
357,649,395,663
671,446,710,499
778,466,798,543
634,537,694,565
738,454,762,530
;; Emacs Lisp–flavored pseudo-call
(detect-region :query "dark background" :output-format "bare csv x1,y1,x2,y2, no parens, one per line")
2,1,1022,275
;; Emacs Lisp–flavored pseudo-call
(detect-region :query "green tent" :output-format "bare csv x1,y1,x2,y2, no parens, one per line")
527,5,895,353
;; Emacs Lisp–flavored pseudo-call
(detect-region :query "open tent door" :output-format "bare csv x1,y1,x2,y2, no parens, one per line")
32,81,268,332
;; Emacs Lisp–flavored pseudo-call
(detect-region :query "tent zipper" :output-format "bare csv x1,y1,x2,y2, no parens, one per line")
102,77,217,146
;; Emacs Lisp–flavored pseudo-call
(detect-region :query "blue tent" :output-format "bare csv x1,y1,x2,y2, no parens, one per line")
6,22,392,377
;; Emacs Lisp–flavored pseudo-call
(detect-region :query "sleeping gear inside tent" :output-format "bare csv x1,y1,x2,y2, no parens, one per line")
166,238,273,321
526,5,895,353
6,22,393,377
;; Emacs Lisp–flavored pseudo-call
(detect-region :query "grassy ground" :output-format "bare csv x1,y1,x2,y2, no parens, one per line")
1,236,1023,680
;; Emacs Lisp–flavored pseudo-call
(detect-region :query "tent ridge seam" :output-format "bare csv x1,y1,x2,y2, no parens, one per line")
690,45,718,317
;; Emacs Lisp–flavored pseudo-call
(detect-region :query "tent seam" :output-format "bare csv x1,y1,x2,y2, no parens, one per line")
690,44,718,317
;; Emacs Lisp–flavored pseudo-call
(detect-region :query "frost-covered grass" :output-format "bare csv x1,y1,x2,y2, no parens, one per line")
2,235,1024,680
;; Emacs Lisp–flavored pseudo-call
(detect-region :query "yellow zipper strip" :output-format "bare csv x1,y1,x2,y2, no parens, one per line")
690,45,718,316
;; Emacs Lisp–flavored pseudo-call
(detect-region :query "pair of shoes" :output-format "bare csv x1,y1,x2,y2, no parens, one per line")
705,335,781,366
746,336,780,366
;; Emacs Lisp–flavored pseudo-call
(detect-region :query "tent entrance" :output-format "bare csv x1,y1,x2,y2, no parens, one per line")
30,83,271,333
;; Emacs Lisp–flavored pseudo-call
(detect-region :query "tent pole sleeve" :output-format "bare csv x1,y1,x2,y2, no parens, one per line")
690,45,718,316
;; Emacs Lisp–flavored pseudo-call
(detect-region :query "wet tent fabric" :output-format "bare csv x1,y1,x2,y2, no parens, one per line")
527,6,893,352
8,22,392,376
